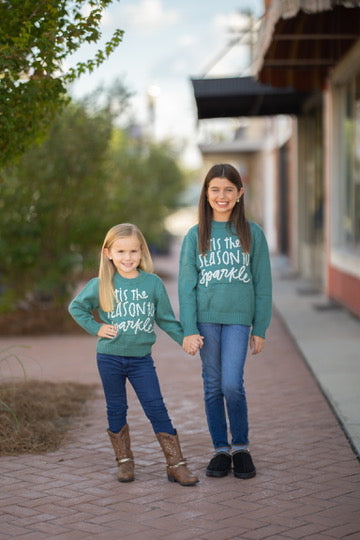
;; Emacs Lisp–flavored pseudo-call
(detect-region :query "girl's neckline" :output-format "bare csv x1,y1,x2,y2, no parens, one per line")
212,220,230,224
114,269,143,280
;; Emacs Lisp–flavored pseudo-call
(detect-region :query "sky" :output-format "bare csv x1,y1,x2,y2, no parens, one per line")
66,0,264,167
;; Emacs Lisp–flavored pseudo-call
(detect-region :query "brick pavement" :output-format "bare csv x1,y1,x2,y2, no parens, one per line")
1,253,359,539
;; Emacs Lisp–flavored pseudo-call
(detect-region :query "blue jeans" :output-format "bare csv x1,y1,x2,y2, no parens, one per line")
198,323,251,450
96,353,175,435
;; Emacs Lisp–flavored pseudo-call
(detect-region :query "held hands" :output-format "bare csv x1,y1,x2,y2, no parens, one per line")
97,324,118,339
98,325,204,355
250,335,265,355
182,334,204,356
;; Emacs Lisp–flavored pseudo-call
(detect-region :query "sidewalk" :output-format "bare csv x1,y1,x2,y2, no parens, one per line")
271,255,360,459
0,244,359,539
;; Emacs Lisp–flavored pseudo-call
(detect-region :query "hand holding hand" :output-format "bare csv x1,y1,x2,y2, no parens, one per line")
250,335,265,355
97,324,118,339
182,334,204,356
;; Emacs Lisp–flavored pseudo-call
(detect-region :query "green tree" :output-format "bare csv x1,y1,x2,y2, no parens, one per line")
0,85,186,311
0,0,123,168
0,100,113,309
106,131,185,249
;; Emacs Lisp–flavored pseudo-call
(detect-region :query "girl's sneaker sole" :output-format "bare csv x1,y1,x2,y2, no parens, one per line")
233,470,256,479
206,468,231,477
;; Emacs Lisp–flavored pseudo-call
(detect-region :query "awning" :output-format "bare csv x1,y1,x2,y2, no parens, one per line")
191,76,315,119
255,0,360,91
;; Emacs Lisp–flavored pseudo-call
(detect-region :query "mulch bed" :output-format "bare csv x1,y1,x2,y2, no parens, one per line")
0,299,97,456
0,305,83,336
0,381,96,455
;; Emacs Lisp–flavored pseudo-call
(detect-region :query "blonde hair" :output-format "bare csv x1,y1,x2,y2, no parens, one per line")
98,223,153,312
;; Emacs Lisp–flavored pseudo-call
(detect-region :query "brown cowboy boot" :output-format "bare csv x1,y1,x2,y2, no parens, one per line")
156,431,199,486
107,424,135,482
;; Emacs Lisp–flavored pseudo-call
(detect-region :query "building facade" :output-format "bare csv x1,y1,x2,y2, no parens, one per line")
256,0,360,316
191,0,360,317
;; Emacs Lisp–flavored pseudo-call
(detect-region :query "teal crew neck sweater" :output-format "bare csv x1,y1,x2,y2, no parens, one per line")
178,221,272,338
68,270,183,357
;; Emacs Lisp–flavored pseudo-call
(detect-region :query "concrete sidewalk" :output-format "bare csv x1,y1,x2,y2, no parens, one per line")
272,255,360,459
0,245,359,539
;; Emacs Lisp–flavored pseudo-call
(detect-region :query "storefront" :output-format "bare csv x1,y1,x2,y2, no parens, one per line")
191,0,360,316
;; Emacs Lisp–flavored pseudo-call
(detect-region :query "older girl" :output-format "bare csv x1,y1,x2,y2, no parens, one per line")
180,164,272,479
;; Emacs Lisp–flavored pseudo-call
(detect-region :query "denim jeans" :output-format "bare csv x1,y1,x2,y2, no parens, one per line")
96,353,175,435
197,323,251,449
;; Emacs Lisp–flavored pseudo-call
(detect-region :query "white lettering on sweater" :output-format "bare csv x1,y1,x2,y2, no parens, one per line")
108,287,155,333
198,236,251,287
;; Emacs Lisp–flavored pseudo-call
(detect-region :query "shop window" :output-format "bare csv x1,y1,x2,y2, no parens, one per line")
343,74,360,249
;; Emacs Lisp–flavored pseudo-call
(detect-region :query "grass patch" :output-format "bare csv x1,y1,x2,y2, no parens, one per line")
0,381,96,456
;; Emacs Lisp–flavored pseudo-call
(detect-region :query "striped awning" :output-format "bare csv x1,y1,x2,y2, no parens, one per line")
255,0,360,90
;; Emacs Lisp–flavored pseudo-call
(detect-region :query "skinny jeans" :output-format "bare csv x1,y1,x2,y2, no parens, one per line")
97,353,175,435
197,323,251,449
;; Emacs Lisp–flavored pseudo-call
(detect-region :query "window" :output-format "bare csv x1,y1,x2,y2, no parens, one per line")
343,74,360,249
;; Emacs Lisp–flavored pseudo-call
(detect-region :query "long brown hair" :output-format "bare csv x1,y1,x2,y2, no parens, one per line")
198,163,251,255
98,223,153,312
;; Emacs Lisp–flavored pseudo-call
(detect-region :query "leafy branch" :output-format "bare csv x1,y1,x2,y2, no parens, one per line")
0,0,124,167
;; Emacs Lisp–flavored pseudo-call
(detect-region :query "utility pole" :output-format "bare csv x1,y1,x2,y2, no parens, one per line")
201,10,259,78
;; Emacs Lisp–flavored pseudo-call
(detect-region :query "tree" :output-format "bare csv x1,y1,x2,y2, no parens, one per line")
106,133,185,249
0,100,113,309
0,0,123,168
0,84,186,311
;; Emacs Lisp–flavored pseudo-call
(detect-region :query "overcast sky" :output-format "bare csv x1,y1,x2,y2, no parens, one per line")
66,0,264,167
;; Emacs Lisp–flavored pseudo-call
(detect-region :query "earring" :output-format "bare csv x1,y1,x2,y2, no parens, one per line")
109,258,112,261
236,199,240,203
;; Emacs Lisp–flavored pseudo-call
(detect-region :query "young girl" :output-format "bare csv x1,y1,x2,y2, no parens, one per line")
69,223,200,486
179,164,272,479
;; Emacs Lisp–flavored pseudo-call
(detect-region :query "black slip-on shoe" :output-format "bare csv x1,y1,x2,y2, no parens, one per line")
206,452,232,478
232,451,256,479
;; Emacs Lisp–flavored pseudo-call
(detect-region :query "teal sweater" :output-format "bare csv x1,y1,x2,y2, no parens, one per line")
68,270,183,357
178,221,272,338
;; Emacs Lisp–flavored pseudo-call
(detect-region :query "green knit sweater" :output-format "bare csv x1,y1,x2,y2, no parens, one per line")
178,221,272,338
68,270,183,357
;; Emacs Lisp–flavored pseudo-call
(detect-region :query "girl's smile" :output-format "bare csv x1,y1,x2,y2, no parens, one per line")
207,177,244,221
104,235,142,278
